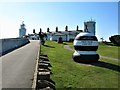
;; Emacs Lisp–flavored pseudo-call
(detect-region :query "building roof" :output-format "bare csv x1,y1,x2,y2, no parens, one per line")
54,33,66,36
47,30,83,35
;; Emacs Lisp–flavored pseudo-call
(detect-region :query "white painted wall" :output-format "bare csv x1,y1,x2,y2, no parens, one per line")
0,38,29,55
52,35,67,41
19,23,26,37
19,28,26,37
84,21,96,35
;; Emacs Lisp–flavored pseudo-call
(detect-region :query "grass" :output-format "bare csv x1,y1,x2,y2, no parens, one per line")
41,41,119,89
97,42,119,59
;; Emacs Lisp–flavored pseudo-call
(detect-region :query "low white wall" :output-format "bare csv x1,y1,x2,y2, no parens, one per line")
0,38,30,56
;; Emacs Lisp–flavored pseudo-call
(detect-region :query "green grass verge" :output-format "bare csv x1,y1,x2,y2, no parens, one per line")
41,41,119,89
97,42,119,59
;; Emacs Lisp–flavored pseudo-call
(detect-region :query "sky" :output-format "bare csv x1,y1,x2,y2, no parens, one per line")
0,1,119,41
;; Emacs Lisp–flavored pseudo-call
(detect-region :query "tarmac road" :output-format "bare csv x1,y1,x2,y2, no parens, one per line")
1,40,40,88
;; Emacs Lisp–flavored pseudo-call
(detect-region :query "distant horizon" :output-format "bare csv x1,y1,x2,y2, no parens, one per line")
0,2,118,41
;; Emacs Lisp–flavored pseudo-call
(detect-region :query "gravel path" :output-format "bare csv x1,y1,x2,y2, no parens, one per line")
64,45,74,52
64,45,119,61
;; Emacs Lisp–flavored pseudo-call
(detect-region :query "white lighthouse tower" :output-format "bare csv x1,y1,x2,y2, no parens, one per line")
19,21,26,37
84,19,96,35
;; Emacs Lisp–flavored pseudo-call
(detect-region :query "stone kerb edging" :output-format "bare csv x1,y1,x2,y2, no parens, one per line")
37,54,55,89
32,49,55,90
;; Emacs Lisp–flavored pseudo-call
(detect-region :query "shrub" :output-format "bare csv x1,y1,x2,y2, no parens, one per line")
109,35,120,46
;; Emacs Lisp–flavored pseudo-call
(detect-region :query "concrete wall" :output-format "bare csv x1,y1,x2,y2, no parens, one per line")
0,38,30,56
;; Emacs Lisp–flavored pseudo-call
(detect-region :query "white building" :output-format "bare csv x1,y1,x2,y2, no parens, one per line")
19,21,26,37
27,33,40,40
46,20,96,42
84,20,96,35
46,30,83,42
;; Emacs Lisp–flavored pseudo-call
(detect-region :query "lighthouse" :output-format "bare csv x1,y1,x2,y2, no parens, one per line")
19,21,26,37
84,20,96,35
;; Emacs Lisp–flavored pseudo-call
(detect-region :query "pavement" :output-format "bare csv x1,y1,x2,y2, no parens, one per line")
1,40,40,88
64,45,74,52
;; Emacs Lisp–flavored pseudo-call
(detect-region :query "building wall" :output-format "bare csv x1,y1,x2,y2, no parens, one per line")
27,35,40,40
84,21,96,35
52,35,67,41
19,28,26,37
47,31,80,41
19,23,26,37
47,35,51,40
48,35,75,42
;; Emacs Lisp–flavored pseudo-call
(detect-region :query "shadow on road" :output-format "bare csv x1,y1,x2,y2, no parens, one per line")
91,61,120,72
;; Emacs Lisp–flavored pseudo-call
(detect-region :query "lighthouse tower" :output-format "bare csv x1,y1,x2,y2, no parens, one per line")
19,21,26,37
84,20,96,35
